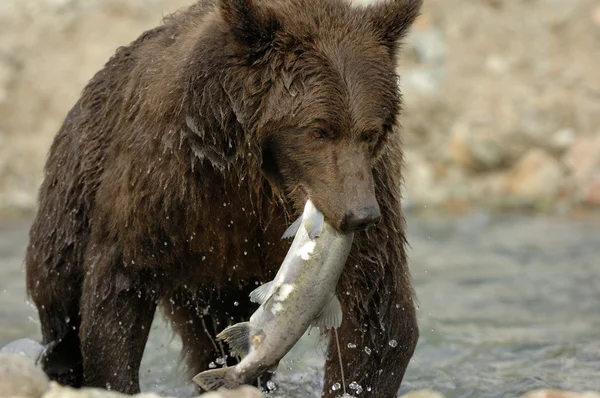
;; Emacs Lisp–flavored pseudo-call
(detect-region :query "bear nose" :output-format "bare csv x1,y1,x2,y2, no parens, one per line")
342,205,381,232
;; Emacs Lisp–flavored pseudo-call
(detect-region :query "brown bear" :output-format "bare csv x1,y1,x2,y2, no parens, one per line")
24,0,422,395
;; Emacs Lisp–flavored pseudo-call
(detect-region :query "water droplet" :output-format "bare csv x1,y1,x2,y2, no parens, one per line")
234,301,239,306
131,260,135,264
331,383,341,391
267,381,277,391
163,241,167,246
389,339,398,348
395,304,400,309
347,343,356,349
367,386,372,392
349,381,363,394
364,346,372,355
243,251,248,255
208,362,216,369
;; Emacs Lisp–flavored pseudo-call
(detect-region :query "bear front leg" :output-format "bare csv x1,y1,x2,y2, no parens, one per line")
79,264,157,393
322,272,419,397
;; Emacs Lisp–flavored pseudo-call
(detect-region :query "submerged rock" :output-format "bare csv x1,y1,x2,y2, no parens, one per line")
42,383,263,398
0,353,49,398
521,389,600,398
0,351,261,398
0,338,45,363
399,390,446,398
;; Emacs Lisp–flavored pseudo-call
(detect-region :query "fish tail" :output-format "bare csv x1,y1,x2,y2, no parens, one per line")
192,366,236,391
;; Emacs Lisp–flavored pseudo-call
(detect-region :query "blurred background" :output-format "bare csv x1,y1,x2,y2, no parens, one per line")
0,1,599,397
0,0,599,214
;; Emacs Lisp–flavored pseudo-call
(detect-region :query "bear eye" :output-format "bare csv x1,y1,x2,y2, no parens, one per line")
311,129,326,140
365,131,379,144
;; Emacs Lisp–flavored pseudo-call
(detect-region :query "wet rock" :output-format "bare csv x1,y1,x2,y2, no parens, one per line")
199,385,263,398
1,338,46,362
0,353,49,398
42,382,263,398
505,148,565,202
399,390,446,398
521,389,600,398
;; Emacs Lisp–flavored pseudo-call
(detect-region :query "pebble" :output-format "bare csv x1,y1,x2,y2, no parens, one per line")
521,389,600,398
0,353,49,398
505,148,564,202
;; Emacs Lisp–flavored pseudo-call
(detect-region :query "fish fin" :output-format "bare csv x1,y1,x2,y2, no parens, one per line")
311,295,343,329
249,281,274,305
192,367,234,391
304,209,324,239
216,322,251,358
281,216,302,239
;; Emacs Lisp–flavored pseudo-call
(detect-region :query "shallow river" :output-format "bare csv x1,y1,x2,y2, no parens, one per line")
1,212,599,397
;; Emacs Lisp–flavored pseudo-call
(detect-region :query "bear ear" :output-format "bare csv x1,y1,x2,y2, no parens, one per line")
220,0,281,53
368,0,423,53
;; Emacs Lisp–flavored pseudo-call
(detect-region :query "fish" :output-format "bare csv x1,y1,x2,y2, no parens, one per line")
192,199,355,391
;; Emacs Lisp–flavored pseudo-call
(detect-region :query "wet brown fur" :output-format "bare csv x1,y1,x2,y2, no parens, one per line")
25,0,422,395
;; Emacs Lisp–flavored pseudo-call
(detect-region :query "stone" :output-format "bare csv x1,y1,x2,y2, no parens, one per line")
199,386,263,398
549,128,576,152
593,5,600,26
505,148,564,201
42,382,263,398
521,389,600,398
0,353,49,398
448,123,505,172
564,136,600,206
0,338,45,364
407,27,447,65
399,390,446,398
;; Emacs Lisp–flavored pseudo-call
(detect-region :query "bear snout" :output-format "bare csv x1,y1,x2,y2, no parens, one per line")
340,204,381,232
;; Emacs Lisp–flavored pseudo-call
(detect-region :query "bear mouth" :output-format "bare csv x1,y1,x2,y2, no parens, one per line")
297,185,309,204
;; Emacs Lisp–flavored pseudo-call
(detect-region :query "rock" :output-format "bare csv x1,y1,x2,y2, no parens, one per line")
448,123,505,172
399,390,446,398
406,27,447,66
593,5,600,26
402,151,447,206
42,382,263,398
549,128,576,152
199,386,263,398
521,389,600,398
0,338,46,363
564,136,600,206
0,353,49,398
505,148,564,202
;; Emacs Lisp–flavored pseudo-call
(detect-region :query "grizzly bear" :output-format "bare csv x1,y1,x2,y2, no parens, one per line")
24,0,422,395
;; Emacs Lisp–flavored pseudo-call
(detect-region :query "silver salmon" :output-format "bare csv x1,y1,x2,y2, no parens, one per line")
192,199,354,391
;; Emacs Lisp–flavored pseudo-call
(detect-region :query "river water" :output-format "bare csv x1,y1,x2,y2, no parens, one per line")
1,212,599,397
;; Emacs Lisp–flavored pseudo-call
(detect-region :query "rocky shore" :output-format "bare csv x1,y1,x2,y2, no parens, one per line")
2,352,599,398
1,0,599,216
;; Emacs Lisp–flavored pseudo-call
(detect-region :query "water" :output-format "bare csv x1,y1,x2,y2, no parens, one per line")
1,212,599,397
